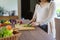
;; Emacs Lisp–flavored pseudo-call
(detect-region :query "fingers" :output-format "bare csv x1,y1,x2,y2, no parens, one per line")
31,22,36,26
31,22,40,27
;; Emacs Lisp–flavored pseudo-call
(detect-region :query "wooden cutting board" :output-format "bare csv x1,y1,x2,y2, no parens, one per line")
15,24,35,31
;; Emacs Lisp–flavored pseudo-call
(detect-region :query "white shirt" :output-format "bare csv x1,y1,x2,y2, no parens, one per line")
33,1,56,25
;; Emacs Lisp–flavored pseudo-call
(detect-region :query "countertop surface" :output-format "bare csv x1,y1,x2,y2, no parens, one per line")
19,26,55,40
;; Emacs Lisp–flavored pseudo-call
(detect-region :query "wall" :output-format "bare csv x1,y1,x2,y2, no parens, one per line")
0,0,18,16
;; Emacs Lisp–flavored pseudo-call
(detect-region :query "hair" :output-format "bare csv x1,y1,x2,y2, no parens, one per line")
37,0,51,4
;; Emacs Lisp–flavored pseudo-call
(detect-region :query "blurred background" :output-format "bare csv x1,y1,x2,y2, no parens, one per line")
0,0,60,20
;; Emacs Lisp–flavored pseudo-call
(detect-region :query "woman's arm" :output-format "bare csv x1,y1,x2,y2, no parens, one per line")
40,1,56,25
30,4,38,23
30,12,36,22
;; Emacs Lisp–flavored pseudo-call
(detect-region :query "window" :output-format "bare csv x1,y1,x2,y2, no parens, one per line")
54,0,60,17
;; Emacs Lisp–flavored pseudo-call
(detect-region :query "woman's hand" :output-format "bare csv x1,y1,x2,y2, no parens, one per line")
31,22,39,26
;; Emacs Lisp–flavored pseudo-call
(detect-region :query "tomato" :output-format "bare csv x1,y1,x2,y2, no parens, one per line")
6,25,12,30
0,23,3,27
20,20,22,24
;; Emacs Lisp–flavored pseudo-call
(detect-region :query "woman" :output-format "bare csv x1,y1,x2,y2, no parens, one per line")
30,0,56,32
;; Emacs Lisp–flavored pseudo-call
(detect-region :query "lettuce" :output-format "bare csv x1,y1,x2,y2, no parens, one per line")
0,27,13,38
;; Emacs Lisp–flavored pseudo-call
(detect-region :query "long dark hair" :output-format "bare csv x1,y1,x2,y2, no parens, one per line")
37,0,51,4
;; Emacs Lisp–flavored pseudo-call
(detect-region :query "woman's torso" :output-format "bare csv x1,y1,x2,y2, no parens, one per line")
36,2,50,23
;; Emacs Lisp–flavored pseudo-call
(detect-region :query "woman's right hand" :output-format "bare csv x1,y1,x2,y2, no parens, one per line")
31,22,39,27
30,22,36,26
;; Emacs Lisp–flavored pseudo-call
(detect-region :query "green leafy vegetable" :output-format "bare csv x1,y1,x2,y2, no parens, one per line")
24,24,32,27
0,27,13,38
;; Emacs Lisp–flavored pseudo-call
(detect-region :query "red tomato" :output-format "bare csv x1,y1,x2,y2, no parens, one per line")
0,23,3,27
20,20,23,24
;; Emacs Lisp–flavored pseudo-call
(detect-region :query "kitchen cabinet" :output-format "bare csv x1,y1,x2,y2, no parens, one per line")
55,18,60,40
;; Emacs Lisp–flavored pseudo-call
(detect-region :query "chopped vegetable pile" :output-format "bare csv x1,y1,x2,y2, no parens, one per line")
24,24,32,27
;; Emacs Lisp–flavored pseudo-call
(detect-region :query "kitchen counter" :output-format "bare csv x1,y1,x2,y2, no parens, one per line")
0,16,18,20
19,26,55,40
